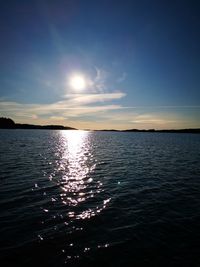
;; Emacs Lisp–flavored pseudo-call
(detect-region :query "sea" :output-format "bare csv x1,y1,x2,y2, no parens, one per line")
0,129,200,267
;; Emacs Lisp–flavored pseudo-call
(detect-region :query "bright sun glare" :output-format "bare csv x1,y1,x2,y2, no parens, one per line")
69,75,86,90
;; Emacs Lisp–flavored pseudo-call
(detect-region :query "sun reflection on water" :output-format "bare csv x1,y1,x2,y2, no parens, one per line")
38,130,112,257
58,130,95,208
47,130,110,222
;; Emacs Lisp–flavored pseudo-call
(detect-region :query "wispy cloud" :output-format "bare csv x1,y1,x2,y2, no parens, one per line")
0,91,126,123
1,98,199,129
117,72,127,83
130,114,176,124
92,67,109,92
87,66,109,93
122,105,200,109
64,92,126,105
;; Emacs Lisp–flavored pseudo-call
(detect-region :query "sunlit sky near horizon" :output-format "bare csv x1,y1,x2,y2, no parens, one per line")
0,0,200,129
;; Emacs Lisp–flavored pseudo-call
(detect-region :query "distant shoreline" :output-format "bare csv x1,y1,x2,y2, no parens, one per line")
94,129,200,134
0,117,76,130
0,117,200,133
0,124,77,130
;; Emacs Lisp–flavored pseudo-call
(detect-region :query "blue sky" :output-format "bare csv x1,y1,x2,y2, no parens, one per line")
0,0,200,129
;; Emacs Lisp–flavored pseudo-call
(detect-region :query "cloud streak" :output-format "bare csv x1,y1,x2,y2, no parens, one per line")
0,92,126,121
64,92,126,104
1,90,199,129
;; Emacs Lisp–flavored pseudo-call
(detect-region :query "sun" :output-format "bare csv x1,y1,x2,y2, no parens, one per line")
69,74,86,90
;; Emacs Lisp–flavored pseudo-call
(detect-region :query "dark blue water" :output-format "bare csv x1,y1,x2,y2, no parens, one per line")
0,130,200,267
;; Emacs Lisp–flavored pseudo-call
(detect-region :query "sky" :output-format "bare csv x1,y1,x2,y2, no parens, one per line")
0,0,200,130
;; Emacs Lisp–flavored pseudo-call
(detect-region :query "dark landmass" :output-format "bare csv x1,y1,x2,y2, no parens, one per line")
0,117,76,130
0,117,200,133
95,128,200,133
122,128,200,133
94,129,119,132
0,117,15,128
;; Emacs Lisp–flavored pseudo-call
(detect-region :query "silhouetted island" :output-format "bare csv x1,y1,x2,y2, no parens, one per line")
0,117,76,130
0,117,200,133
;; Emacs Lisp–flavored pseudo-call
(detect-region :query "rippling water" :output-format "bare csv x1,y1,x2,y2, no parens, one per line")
0,130,200,266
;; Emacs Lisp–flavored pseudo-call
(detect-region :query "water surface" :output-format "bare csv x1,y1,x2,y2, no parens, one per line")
0,130,200,266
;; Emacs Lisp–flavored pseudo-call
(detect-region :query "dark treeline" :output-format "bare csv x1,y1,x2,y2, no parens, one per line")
0,117,76,130
0,117,15,128
0,117,200,133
